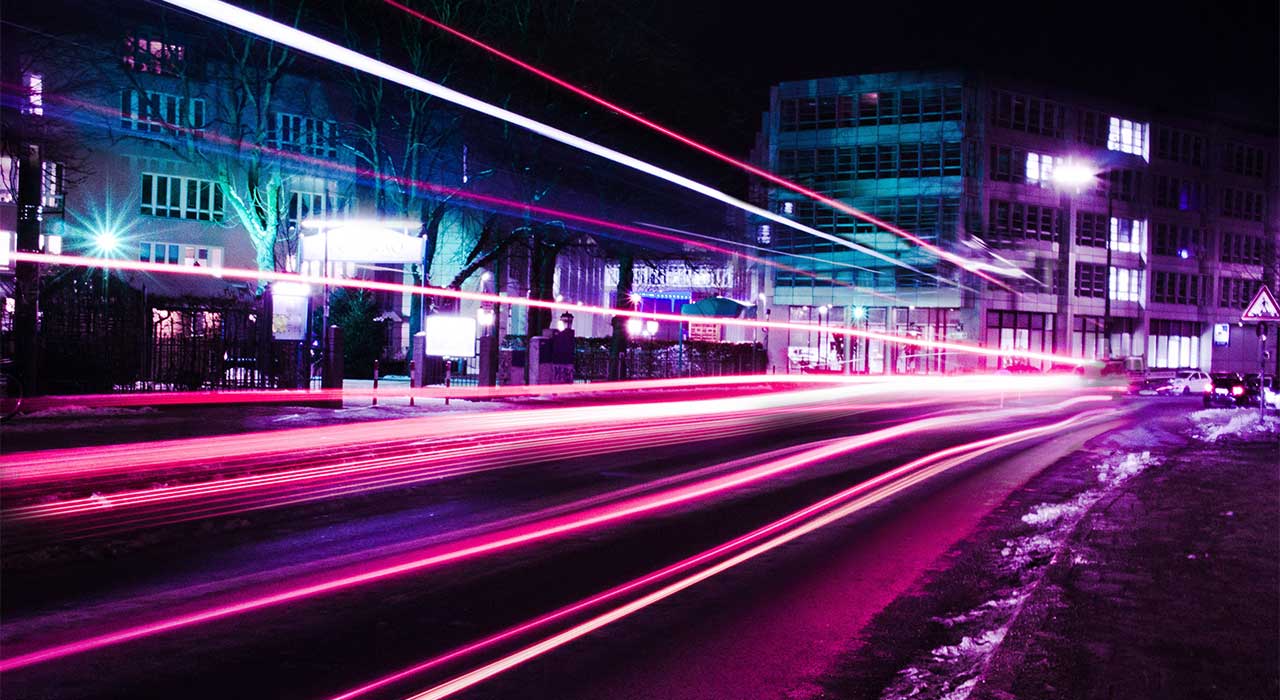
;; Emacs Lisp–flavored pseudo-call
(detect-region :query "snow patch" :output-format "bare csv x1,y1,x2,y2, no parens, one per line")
23,405,157,419
1190,409,1280,443
1096,450,1156,487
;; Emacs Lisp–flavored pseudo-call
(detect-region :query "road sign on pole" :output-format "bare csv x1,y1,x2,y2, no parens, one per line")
1241,285,1279,322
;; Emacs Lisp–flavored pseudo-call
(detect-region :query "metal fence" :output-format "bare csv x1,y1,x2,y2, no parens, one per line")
574,339,766,382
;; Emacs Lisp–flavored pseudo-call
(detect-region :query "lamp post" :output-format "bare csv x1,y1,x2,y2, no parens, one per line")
1052,161,1114,360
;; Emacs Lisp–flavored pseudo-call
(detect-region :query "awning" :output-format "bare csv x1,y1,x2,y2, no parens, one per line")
680,296,756,318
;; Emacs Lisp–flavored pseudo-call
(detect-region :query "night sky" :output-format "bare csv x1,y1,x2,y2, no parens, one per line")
622,0,1278,187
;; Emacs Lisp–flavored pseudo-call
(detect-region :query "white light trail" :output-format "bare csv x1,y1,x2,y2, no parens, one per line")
158,0,970,291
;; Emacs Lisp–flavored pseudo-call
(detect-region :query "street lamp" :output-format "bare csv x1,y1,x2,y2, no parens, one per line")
1052,160,1115,360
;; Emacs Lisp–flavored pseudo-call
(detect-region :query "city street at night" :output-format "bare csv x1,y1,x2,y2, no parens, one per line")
1,0,1277,698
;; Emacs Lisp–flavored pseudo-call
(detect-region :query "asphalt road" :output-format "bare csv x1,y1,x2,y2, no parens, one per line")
0,386,1148,700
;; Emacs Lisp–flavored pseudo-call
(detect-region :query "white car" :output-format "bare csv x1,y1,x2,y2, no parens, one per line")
1166,370,1211,395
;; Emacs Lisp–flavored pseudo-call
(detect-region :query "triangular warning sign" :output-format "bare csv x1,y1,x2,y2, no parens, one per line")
1242,285,1280,322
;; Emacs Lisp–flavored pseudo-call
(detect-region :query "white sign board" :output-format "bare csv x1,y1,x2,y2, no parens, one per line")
300,225,424,264
425,315,477,357
688,322,722,342
1241,285,1279,322
1213,323,1230,346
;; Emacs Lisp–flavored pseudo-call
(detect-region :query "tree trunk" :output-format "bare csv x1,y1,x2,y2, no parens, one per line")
527,234,558,338
608,252,634,380
13,142,42,396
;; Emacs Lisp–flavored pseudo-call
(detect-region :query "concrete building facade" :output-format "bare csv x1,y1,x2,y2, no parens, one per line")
753,70,1278,375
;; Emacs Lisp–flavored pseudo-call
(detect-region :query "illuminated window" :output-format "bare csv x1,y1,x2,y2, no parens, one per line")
41,162,63,210
1109,217,1146,253
123,35,185,75
1147,319,1201,369
139,241,224,268
1109,266,1144,303
0,157,15,204
120,89,205,136
22,73,42,116
1107,117,1149,160
1024,152,1055,186
140,173,223,221
757,224,771,244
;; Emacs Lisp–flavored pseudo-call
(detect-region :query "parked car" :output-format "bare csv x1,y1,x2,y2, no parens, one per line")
1204,373,1249,408
1244,375,1278,409
1166,370,1212,396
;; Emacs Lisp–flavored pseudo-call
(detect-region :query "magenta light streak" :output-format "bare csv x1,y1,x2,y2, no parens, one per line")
340,402,1111,700
0,396,1106,673
11,252,1093,368
380,0,1018,292
7,63,895,298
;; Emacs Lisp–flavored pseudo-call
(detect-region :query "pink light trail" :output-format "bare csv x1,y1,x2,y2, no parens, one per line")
12,252,1092,368
382,0,1019,292
0,395,1106,673
334,402,1112,700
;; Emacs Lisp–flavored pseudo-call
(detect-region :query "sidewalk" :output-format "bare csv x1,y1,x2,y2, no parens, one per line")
813,401,1279,700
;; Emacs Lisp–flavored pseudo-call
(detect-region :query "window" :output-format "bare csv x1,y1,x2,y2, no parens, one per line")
1147,319,1201,369
1109,266,1144,302
140,173,223,221
0,158,64,208
992,90,1063,137
1024,152,1056,186
139,241,224,268
287,190,344,229
1151,223,1203,258
1110,217,1146,254
1219,277,1261,308
1073,316,1137,359
791,143,960,183
272,112,338,159
1224,142,1267,178
1080,110,1109,147
41,162,63,210
988,199,1060,245
1074,262,1106,298
757,224,771,245
123,35,185,75
1220,188,1265,221
1152,271,1207,305
1153,126,1204,165
22,73,42,116
1220,232,1264,265
1098,169,1142,202
120,89,205,136
1107,117,1150,160
985,310,1055,369
0,156,14,204
778,95,855,131
1076,211,1108,248
1152,175,1204,211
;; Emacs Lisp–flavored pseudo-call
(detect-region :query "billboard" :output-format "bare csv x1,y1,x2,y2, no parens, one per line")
425,315,477,357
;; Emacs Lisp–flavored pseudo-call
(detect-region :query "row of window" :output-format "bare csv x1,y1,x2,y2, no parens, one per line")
778,198,959,256
138,241,224,268
1073,263,1144,302
777,86,963,131
1152,175,1204,211
1154,126,1204,166
777,142,963,184
1224,142,1267,178
121,89,206,135
1220,277,1261,309
1151,271,1209,305
1151,223,1203,258
987,199,1061,245
140,173,224,221
1221,188,1266,221
0,157,66,209
991,91,1065,137
1220,232,1266,265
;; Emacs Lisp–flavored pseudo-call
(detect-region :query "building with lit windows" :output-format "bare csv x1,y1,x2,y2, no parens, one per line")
752,70,1278,375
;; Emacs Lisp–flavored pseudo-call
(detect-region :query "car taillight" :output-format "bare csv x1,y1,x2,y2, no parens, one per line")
1232,386,1245,396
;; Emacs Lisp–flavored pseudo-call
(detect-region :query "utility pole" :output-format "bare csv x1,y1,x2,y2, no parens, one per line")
14,142,43,395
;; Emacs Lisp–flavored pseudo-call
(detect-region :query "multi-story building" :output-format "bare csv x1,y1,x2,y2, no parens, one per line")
752,70,1278,375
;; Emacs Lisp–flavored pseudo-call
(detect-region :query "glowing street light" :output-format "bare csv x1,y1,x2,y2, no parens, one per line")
1051,161,1098,191
91,230,120,257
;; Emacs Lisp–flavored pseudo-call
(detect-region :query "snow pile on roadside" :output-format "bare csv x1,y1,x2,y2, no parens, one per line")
880,451,1160,700
21,405,157,419
1189,409,1280,443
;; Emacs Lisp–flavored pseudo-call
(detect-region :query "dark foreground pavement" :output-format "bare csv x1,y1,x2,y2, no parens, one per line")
815,403,1279,700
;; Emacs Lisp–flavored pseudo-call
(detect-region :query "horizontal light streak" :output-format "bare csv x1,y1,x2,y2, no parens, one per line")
159,0,973,292
12,252,1093,368
0,395,1105,673
340,403,1110,699
383,0,1020,289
